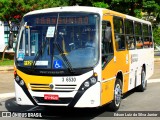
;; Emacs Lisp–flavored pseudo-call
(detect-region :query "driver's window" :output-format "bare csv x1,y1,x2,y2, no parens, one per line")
102,21,113,68
102,21,113,54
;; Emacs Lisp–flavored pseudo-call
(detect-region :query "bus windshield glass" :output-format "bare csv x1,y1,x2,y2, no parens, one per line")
16,12,99,70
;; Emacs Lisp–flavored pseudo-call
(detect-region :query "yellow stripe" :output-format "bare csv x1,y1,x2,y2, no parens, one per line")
17,69,52,89
31,88,51,91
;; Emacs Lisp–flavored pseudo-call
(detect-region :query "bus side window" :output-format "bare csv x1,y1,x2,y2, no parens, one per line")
125,19,135,50
113,17,125,50
149,25,153,48
102,21,113,68
143,24,150,48
135,22,143,49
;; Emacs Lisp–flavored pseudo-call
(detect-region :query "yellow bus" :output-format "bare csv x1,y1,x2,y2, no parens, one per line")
11,6,154,111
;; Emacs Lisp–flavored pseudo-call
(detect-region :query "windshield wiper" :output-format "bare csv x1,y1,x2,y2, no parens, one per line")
31,39,48,70
53,42,75,74
49,13,75,74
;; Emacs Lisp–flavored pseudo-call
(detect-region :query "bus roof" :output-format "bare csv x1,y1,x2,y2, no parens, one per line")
24,6,151,25
25,6,105,16
126,15,151,25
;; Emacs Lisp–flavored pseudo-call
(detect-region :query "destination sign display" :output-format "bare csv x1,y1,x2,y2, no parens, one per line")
35,16,89,25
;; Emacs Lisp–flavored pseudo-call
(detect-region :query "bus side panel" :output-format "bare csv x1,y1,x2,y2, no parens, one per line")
101,56,117,105
123,72,130,93
128,48,154,91
101,79,115,106
101,12,130,105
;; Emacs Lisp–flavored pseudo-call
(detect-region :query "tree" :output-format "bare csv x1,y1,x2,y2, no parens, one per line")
142,0,160,26
0,0,26,61
0,0,69,61
104,0,160,44
153,27,160,45
92,1,109,8
141,0,160,44
107,0,143,17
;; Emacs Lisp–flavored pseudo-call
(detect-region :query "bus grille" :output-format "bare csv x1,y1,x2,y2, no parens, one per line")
30,84,77,92
54,84,77,92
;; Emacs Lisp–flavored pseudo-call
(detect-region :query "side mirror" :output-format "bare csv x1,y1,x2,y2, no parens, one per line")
8,32,14,48
104,27,111,42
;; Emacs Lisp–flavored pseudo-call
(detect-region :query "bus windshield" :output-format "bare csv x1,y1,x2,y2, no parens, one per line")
16,12,99,70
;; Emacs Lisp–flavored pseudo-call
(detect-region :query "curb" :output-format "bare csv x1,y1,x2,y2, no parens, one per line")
154,58,160,62
0,92,15,100
0,66,14,72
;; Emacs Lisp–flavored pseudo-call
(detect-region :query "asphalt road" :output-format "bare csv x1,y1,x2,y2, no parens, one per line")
0,82,160,120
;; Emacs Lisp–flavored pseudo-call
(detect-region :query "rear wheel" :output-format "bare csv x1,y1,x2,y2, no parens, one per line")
137,68,147,92
108,79,122,111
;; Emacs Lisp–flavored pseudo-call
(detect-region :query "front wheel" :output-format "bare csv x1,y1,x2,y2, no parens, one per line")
108,79,122,111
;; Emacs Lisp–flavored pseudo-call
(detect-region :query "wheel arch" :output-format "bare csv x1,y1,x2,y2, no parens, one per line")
142,64,146,73
116,71,123,85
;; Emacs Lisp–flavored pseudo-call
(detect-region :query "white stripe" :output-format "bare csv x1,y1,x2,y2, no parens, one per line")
101,77,116,83
148,79,160,83
102,72,130,83
123,72,130,75
0,92,15,99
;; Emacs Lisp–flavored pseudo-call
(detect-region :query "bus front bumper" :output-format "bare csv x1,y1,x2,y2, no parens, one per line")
15,81,101,108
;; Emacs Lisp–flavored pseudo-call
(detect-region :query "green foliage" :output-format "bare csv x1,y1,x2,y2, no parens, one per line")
134,9,142,18
143,0,159,14
0,0,26,22
0,0,70,23
92,2,109,8
153,27,160,45
34,0,69,9
110,0,143,16
0,53,14,66
0,59,14,66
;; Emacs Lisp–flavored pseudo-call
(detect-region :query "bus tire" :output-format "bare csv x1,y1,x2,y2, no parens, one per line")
108,79,122,111
137,68,147,92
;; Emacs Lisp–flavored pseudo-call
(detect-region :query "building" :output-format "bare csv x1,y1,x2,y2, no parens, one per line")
0,21,5,52
0,20,18,52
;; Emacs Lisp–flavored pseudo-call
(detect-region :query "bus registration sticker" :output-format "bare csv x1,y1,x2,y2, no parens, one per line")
44,94,59,101
18,49,25,61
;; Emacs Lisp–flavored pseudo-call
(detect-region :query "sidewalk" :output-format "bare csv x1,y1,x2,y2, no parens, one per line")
154,57,160,62
0,65,13,72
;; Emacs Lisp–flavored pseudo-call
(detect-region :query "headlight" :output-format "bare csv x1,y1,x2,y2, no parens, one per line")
15,76,20,82
20,80,24,86
90,77,97,84
84,81,90,88
80,75,97,91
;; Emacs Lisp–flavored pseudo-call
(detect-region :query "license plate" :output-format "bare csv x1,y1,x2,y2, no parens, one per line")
44,94,59,100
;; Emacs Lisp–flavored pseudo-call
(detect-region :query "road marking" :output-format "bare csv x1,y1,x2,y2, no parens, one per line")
148,79,160,83
0,92,15,99
0,79,160,100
